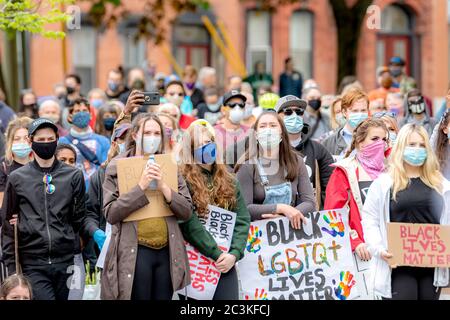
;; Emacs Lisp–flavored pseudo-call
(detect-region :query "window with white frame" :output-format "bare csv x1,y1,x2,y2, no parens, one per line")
290,11,313,79
246,11,271,74
70,25,96,94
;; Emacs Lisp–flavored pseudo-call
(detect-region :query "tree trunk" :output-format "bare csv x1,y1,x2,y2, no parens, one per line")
2,31,20,110
329,0,373,87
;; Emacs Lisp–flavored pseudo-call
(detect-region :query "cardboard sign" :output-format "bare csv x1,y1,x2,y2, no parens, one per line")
117,154,178,221
387,223,450,267
239,209,360,300
177,205,237,300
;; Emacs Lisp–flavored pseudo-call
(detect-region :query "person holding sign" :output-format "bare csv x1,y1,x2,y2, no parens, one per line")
179,119,250,300
235,111,316,229
325,118,389,262
362,124,450,300
101,113,193,300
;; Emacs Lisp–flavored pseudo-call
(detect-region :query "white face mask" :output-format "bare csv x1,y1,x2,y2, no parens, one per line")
256,128,282,150
243,104,254,119
229,107,244,124
138,135,161,155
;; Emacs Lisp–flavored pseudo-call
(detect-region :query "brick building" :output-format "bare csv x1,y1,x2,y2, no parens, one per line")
3,0,449,103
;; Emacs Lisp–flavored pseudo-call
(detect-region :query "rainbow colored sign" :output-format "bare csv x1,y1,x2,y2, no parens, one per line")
239,209,359,300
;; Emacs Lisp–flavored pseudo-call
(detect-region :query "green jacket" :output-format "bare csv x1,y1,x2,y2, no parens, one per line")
180,168,250,262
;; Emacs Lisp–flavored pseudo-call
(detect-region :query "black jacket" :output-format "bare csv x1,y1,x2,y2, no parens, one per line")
1,159,86,272
293,125,335,209
83,166,106,237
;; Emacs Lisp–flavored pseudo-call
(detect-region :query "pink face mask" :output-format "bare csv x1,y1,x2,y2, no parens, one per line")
356,139,386,179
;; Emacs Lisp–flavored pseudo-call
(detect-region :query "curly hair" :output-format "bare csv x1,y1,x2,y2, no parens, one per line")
180,125,236,218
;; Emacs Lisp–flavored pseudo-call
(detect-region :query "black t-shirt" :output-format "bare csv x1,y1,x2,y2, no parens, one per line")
358,180,373,205
0,159,24,192
390,178,444,224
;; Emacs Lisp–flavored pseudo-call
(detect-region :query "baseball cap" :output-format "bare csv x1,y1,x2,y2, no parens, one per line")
28,118,59,136
274,95,308,113
111,123,131,141
222,90,247,106
389,56,405,66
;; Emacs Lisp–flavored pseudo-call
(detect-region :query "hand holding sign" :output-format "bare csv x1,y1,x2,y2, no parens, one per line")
333,271,356,300
321,211,345,237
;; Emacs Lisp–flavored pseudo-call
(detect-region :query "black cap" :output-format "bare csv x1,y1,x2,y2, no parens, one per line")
28,118,59,136
274,95,308,113
222,90,247,106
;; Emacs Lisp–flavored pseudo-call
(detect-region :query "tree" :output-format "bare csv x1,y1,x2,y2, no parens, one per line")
0,0,72,108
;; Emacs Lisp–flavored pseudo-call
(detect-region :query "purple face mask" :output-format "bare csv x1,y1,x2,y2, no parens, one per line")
185,82,195,90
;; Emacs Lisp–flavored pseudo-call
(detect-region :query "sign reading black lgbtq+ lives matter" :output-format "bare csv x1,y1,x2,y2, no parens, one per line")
239,209,359,300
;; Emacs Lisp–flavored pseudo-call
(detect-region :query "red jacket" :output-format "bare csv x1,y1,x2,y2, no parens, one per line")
324,166,365,252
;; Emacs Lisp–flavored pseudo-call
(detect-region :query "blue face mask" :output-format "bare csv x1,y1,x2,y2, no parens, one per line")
91,99,103,109
118,143,126,154
389,132,397,143
283,114,304,134
108,81,119,92
193,142,216,165
103,118,116,131
72,111,91,129
347,112,368,128
11,143,32,158
403,147,427,166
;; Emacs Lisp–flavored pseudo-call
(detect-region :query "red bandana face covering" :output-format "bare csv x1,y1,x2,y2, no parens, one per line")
356,139,386,180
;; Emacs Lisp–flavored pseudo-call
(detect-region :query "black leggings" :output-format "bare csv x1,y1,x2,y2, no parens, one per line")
179,266,239,300
131,245,173,300
388,266,440,300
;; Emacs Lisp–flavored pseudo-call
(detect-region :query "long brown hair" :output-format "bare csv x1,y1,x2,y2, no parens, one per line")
345,118,388,158
94,102,121,136
4,117,33,165
180,124,237,218
435,110,450,172
124,113,165,156
235,111,299,181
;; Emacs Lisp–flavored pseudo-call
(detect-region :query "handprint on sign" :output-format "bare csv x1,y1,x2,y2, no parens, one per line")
321,211,345,237
333,271,356,300
245,288,268,300
246,225,262,254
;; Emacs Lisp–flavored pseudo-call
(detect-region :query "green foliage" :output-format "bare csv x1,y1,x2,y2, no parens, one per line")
0,0,73,38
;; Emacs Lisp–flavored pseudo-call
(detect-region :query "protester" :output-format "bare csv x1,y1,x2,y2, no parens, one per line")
302,86,331,140
322,88,369,158
388,56,416,95
369,96,387,115
0,274,32,300
118,68,146,104
0,131,5,161
235,111,316,228
386,92,405,119
324,118,389,261
372,111,399,147
244,61,273,101
1,118,86,300
55,143,77,167
330,97,344,130
59,98,110,189
430,110,450,180
19,89,39,119
279,57,303,98
179,119,250,300
182,65,205,110
197,87,222,126
400,89,437,137
197,67,217,91
158,102,181,123
64,74,83,104
162,80,196,129
368,66,398,101
241,92,256,127
105,67,127,100
435,89,450,120
157,113,179,154
274,95,334,209
228,75,243,92
362,124,449,300
94,102,121,138
38,99,68,137
101,113,193,300
214,90,249,159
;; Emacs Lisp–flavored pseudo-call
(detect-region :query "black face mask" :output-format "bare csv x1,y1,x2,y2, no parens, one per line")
66,86,75,95
32,141,57,160
308,99,322,111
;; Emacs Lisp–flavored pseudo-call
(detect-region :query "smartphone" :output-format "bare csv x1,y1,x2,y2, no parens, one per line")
142,92,160,105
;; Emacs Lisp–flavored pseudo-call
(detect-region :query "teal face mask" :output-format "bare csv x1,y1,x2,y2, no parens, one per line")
283,114,304,134
403,147,427,166
389,132,397,143
12,143,32,158
347,112,368,128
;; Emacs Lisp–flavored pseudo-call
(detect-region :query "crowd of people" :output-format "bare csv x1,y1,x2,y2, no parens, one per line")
0,55,449,301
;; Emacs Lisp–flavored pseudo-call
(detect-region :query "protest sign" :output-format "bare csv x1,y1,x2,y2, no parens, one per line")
239,209,359,300
116,154,177,221
387,223,450,268
178,205,237,300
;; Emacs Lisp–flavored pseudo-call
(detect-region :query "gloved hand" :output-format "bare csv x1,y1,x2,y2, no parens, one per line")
93,229,107,251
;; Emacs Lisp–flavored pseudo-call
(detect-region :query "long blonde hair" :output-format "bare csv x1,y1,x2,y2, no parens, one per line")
4,117,33,165
389,124,443,200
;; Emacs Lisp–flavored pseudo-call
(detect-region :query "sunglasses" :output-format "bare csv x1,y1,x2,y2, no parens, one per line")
372,111,396,119
226,103,245,109
282,108,304,116
43,174,55,194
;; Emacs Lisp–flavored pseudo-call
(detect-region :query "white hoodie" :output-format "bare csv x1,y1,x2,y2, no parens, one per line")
361,173,450,299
